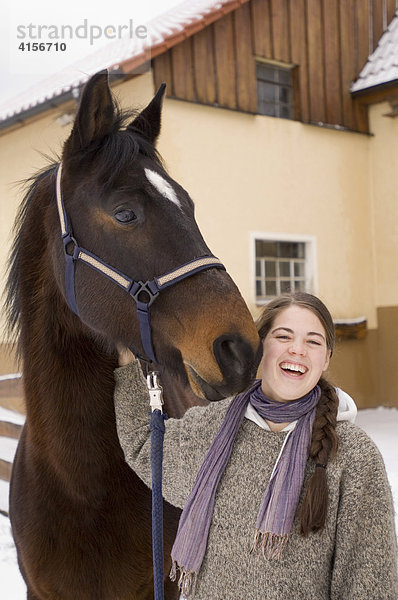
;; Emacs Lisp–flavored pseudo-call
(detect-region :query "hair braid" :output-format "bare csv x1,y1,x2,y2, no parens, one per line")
300,377,339,535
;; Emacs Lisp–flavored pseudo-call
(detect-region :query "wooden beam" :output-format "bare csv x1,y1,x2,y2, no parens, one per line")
340,0,356,129
307,0,326,123
0,459,12,483
193,28,217,105
356,0,372,76
271,0,290,62
335,319,367,341
214,13,238,109
352,99,370,133
171,39,195,101
372,0,385,50
152,51,173,97
234,3,257,112
387,0,397,27
0,420,22,439
323,0,343,125
250,0,273,58
352,80,398,104
290,0,309,122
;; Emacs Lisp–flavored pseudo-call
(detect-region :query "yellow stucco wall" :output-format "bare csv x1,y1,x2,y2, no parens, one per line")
368,102,398,308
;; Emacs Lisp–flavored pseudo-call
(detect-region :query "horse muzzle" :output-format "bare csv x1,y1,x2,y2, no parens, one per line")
184,335,262,401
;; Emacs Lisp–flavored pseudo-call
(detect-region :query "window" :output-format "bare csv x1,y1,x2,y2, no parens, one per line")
256,61,294,119
253,235,316,303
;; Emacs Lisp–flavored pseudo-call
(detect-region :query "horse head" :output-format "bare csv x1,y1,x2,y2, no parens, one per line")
51,71,260,400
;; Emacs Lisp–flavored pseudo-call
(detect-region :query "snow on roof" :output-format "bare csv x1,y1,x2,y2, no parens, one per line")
0,0,247,126
351,11,398,94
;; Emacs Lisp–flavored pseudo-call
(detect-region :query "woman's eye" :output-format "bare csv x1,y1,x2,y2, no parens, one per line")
276,335,289,340
114,209,137,223
308,340,321,346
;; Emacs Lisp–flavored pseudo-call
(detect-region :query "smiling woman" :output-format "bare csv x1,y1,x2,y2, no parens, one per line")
114,292,398,600
259,305,331,404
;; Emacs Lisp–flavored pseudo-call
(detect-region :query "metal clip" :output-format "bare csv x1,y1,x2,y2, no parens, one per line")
146,371,163,412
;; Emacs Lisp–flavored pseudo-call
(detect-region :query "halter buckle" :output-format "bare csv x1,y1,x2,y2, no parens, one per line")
129,280,160,307
62,233,79,260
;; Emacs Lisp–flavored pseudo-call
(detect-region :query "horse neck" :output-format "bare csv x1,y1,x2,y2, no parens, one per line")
21,281,116,429
17,198,125,496
21,298,126,501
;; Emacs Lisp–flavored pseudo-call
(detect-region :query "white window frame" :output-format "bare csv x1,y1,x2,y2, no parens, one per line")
250,232,318,305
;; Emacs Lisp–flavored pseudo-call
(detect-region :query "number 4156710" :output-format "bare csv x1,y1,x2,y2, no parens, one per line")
18,42,66,51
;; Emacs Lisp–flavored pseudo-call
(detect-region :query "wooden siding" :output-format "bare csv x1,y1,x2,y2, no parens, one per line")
152,0,398,133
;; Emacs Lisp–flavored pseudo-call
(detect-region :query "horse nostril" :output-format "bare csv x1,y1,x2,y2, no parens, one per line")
213,334,250,380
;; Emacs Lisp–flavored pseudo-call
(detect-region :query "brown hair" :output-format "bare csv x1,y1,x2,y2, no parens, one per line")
257,292,339,536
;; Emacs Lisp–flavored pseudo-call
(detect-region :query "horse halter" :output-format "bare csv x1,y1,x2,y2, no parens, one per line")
55,163,225,363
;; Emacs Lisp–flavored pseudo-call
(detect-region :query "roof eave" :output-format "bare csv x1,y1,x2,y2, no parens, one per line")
351,78,398,100
0,0,250,132
0,91,77,133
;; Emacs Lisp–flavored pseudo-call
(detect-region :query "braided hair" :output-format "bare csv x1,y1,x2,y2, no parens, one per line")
257,292,339,535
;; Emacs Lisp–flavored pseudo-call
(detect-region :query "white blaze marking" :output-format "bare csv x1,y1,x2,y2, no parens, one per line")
145,169,182,209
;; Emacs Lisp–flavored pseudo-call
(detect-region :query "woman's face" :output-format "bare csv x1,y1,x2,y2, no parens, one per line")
260,305,331,403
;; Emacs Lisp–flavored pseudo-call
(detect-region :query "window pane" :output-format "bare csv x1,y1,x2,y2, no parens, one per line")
265,280,277,296
257,64,277,82
259,82,276,102
264,261,276,277
280,104,292,119
279,261,290,277
280,280,292,293
256,260,261,277
279,68,292,85
258,102,276,117
256,280,262,297
279,242,295,258
279,86,291,104
296,243,305,259
294,262,305,277
256,240,278,258
279,242,305,259
295,280,305,291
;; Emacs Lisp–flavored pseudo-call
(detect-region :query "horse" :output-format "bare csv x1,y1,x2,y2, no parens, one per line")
5,71,261,600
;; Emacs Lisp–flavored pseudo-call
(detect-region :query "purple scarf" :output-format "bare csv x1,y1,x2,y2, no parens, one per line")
170,380,320,597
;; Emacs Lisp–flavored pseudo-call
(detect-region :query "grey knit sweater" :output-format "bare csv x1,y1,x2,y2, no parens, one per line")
114,360,398,600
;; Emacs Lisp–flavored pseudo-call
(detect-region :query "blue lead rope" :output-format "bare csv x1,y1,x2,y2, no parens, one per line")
150,409,168,600
147,371,167,600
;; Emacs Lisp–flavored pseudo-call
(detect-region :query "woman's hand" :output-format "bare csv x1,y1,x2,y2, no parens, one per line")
117,345,135,367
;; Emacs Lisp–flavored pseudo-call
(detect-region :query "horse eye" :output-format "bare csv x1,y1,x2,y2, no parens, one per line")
114,209,137,224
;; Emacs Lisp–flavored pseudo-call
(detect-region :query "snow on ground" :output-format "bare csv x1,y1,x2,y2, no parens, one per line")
355,407,398,533
0,515,26,599
0,407,397,598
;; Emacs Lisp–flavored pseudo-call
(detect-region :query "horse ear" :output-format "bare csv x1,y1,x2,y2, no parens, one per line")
127,83,166,144
65,70,115,153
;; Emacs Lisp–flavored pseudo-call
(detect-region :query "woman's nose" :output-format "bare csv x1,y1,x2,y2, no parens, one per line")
289,340,306,355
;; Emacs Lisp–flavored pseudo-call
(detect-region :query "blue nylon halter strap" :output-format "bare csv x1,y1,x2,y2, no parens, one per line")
55,163,226,363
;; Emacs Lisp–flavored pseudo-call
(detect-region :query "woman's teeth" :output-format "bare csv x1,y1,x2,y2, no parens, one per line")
280,362,307,374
